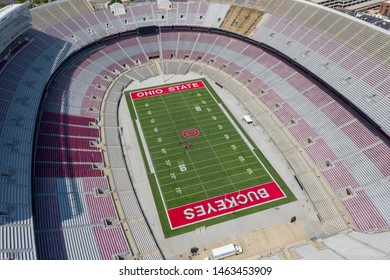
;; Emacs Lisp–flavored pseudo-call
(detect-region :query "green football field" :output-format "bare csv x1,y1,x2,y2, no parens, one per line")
125,78,296,237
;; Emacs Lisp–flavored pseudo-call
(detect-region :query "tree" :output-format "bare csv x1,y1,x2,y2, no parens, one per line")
109,0,123,6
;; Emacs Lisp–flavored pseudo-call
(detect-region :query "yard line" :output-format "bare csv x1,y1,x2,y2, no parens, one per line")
139,110,230,130
134,95,219,114
158,163,264,180
202,81,285,195
164,189,209,204
177,91,238,193
151,147,258,166
161,172,270,196
128,99,172,226
143,126,237,139
156,92,210,199
148,135,243,152
140,116,231,131
142,128,238,144
153,150,259,168
164,174,272,204
136,101,220,114
151,140,251,158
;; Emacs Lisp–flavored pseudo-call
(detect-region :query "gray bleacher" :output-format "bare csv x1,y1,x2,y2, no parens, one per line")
103,75,164,259
322,232,390,259
295,243,345,260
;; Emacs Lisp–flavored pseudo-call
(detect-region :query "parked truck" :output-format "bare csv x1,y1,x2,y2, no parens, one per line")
211,244,243,260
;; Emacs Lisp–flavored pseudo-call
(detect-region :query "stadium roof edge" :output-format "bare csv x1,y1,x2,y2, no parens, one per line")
0,3,28,20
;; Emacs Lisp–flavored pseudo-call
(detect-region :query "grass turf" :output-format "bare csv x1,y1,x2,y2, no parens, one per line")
125,78,296,237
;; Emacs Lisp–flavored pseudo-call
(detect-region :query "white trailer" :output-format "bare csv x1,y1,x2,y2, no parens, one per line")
211,244,243,260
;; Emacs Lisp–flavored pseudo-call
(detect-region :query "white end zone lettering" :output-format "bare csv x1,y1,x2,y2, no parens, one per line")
135,88,163,98
168,82,200,92
183,189,270,220
130,80,205,100
168,182,286,229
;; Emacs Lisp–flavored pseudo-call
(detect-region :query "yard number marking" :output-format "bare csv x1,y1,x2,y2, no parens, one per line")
178,160,187,172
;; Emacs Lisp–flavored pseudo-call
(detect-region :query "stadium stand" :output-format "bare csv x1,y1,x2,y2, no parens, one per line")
294,229,390,259
0,0,389,259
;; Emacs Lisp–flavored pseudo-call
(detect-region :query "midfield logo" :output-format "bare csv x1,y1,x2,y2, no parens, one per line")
182,128,200,138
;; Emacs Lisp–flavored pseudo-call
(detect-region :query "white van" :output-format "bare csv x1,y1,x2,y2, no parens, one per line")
242,115,253,124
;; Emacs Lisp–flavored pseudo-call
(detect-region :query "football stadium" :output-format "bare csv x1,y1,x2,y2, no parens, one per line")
0,0,389,260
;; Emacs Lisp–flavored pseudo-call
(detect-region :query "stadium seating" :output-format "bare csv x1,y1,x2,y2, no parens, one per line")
293,229,390,259
42,27,389,234
1,0,390,259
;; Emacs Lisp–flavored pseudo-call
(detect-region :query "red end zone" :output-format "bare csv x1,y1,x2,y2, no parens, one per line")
130,80,205,100
167,182,286,229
